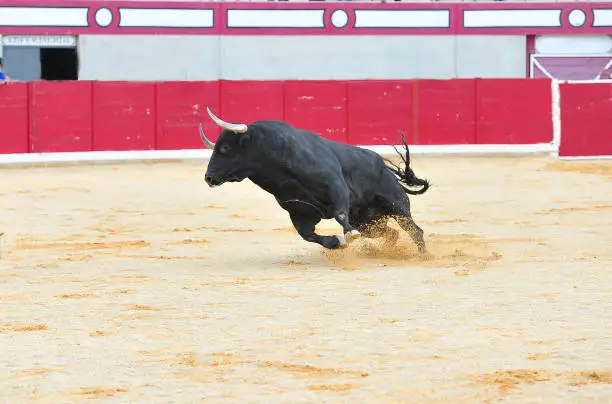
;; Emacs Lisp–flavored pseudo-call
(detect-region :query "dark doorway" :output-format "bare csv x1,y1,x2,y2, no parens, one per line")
40,47,78,81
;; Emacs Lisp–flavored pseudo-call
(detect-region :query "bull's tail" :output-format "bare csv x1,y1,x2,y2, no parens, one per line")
384,132,430,195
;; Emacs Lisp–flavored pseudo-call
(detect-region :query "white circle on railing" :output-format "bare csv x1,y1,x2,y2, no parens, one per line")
95,8,113,27
568,9,587,28
331,10,349,28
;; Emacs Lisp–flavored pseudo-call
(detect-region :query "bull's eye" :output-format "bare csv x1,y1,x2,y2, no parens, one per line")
220,143,232,154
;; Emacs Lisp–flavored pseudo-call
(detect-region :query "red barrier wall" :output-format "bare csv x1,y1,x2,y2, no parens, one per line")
0,78,560,156
29,81,93,153
347,80,414,145
415,79,476,145
558,82,612,157
284,81,347,143
93,82,156,151
219,80,284,125
156,81,220,149
0,83,28,154
476,78,552,144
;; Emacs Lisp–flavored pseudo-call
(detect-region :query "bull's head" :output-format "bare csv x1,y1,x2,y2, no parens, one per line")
200,107,258,188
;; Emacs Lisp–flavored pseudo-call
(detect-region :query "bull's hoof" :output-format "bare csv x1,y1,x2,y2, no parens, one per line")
419,250,432,260
335,234,348,249
345,230,361,245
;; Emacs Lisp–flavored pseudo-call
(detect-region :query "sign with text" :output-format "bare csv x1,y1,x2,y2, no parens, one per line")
2,35,77,47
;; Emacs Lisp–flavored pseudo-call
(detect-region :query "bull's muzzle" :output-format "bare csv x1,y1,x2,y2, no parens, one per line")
205,175,218,187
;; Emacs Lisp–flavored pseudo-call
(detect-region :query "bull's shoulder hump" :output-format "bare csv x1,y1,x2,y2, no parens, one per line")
253,120,294,129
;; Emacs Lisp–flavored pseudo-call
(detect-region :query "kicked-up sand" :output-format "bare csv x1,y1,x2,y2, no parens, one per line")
0,155,611,403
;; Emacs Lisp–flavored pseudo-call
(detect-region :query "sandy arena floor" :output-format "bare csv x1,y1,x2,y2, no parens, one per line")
1,155,611,403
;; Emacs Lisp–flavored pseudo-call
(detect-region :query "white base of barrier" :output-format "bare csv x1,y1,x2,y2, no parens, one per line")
557,155,612,161
0,143,557,166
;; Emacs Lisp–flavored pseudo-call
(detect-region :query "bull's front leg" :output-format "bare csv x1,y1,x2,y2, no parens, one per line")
327,181,361,248
290,214,342,249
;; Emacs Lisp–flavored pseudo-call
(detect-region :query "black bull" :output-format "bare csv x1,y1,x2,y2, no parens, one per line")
199,107,431,254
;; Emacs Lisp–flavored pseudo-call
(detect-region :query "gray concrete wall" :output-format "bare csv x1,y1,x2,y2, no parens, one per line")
78,35,220,81
220,36,457,80
76,34,526,81
455,35,526,78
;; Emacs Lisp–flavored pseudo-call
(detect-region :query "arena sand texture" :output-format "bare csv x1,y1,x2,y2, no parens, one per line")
1,155,611,403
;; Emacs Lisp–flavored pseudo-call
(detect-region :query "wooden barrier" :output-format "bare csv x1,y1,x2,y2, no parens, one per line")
0,78,560,155
558,81,612,158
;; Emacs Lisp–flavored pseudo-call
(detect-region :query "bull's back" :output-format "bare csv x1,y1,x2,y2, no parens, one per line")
257,120,398,195
319,138,401,203
293,128,394,187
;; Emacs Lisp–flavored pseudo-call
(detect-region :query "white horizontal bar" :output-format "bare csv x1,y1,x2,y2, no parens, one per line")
118,8,214,28
463,9,562,28
557,155,612,161
0,143,557,166
226,9,325,28
354,10,450,28
593,9,612,27
0,7,88,27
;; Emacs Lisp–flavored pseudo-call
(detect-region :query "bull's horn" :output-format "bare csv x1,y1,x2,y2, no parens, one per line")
206,107,248,134
199,123,216,149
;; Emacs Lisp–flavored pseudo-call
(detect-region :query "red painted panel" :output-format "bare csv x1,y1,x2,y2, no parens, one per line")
93,82,156,151
156,81,220,149
29,81,92,153
0,83,29,154
559,82,612,157
415,79,476,145
284,81,347,143
347,81,413,145
476,78,552,144
219,80,284,126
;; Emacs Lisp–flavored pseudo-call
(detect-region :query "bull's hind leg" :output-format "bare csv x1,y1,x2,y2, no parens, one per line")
387,198,427,255
290,214,342,250
396,216,426,255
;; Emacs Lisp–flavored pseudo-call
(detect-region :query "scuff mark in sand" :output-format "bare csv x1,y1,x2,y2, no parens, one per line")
0,323,48,333
259,361,369,378
13,239,150,251
306,384,355,391
71,387,129,398
546,161,612,178
168,238,210,245
57,293,95,299
475,369,612,396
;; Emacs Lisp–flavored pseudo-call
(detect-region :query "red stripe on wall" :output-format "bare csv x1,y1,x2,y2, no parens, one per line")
0,1,610,36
